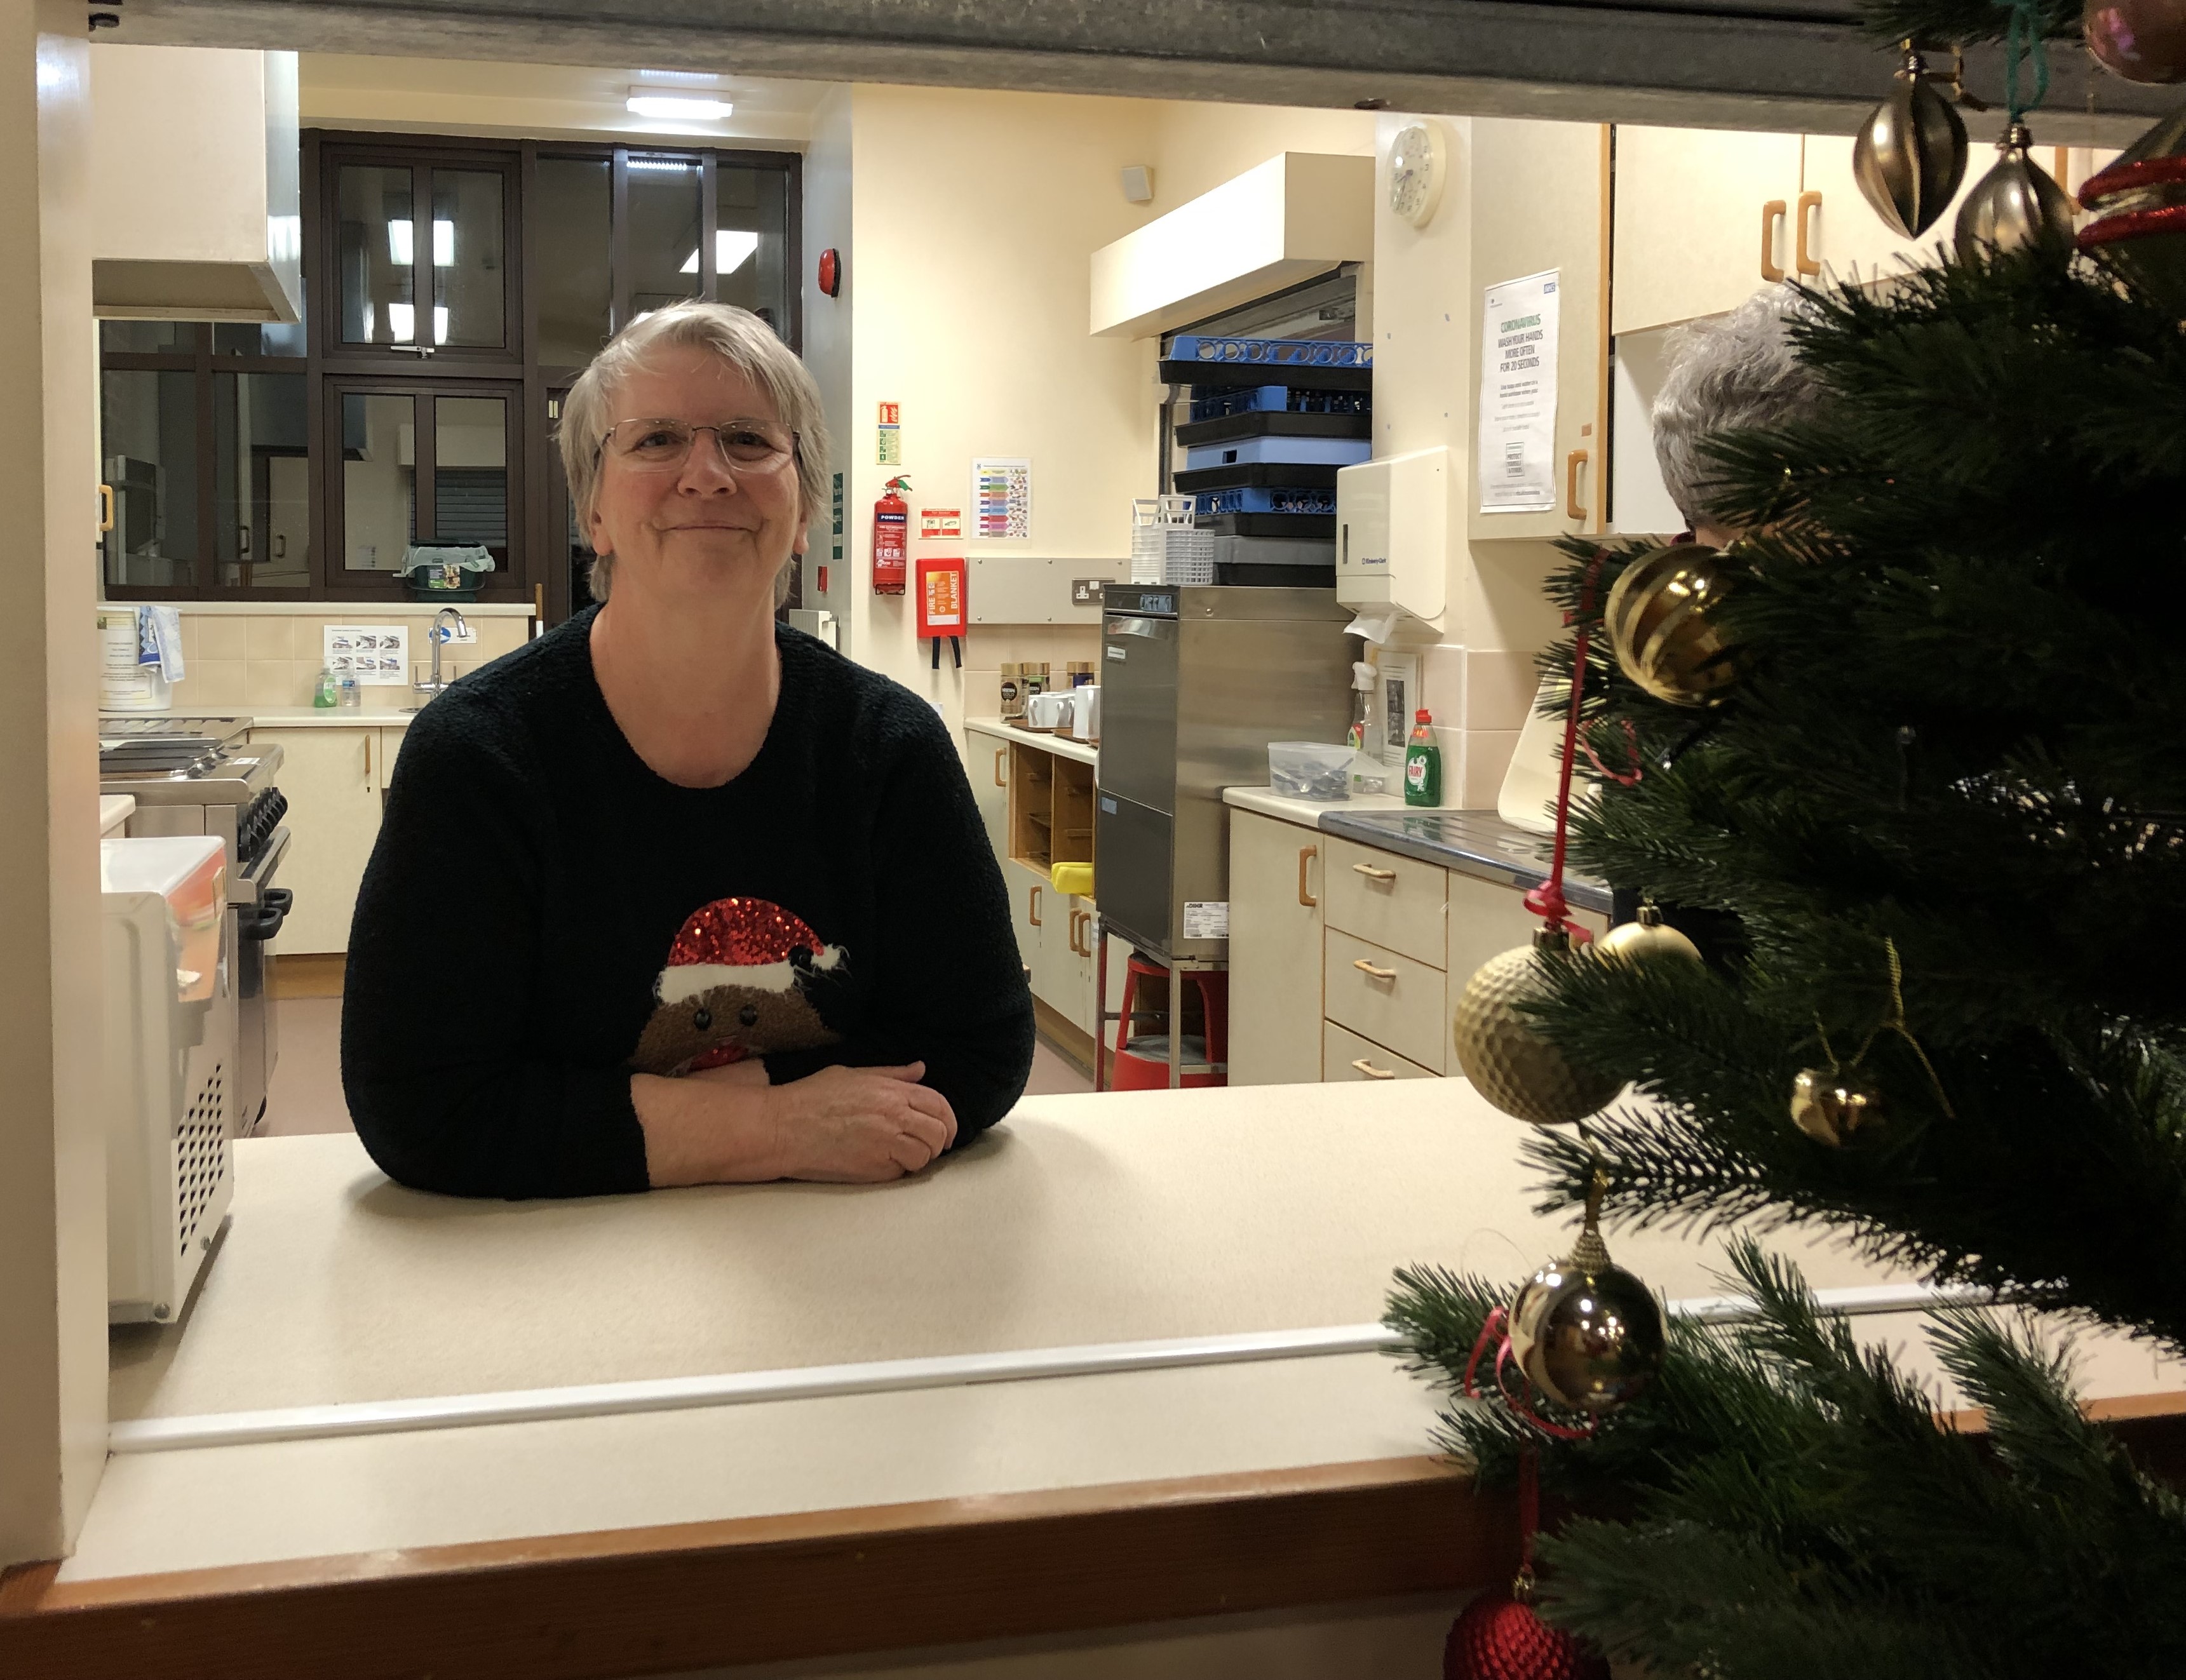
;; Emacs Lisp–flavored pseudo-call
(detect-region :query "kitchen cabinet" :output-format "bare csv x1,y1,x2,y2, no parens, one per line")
1228,810,1325,1085
1610,127,1806,337
252,727,390,955
1325,1019,1439,1083
1795,135,1981,286
1324,927,1448,1075
1467,119,1611,542
972,734,1010,860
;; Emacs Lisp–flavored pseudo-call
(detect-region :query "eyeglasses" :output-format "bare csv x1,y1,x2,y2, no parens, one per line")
595,417,798,474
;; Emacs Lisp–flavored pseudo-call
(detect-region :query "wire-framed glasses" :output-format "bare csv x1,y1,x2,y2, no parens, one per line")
597,417,798,474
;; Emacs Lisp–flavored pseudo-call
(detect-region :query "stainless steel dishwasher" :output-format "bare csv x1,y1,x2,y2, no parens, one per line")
1095,584,1354,963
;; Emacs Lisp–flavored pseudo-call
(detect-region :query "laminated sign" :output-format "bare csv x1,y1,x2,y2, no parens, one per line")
1477,270,1560,514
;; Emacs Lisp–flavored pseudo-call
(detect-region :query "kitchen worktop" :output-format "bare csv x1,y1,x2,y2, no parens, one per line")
1321,808,1615,915
1224,784,1410,827
965,713,1097,767
98,795,134,837
100,706,420,729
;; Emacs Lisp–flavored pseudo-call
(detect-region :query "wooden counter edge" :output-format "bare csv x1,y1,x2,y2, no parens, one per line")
0,1454,1502,1680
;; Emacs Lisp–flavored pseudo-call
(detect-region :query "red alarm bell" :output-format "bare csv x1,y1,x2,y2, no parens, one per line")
816,248,841,298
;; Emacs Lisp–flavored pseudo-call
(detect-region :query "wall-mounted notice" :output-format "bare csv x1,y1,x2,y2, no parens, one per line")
921,507,963,541
971,457,1032,540
323,624,410,686
1477,269,1560,514
876,401,902,466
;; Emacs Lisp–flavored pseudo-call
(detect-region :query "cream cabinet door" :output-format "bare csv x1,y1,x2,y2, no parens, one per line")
1227,810,1326,1085
1034,896,1100,1037
1469,119,1612,542
1611,127,1805,336
966,728,1010,863
1797,134,1978,285
1004,858,1046,983
252,727,384,955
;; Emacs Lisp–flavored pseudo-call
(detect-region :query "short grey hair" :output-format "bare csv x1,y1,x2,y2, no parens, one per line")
556,302,830,603
1651,285,1821,530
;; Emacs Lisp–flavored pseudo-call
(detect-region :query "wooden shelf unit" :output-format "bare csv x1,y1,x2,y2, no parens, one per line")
1009,744,1095,876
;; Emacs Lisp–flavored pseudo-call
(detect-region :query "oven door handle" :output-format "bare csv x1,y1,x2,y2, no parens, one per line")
242,894,289,941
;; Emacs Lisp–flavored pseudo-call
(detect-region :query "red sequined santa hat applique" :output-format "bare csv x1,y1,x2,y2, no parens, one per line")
654,898,844,1006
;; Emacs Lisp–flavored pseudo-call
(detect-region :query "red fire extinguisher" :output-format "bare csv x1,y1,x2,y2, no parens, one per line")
872,475,910,595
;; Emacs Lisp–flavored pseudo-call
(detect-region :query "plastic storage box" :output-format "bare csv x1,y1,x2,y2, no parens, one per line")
1267,741,1354,801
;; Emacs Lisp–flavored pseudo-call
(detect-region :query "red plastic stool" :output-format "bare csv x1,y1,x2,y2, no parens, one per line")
1110,957,1229,1090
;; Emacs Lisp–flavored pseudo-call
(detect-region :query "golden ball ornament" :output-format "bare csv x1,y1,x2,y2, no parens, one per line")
1602,543,1744,708
1789,1068,1884,1146
1852,46,1970,238
1595,901,1704,967
1452,929,1622,1127
1508,1226,1667,1415
1955,123,2077,260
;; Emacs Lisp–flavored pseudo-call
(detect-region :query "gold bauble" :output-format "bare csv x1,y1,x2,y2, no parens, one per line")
1508,1225,1667,1414
1853,46,1970,239
1955,122,2077,260
1602,544,1744,708
1595,901,1704,967
1789,1068,1884,1146
1452,928,1621,1127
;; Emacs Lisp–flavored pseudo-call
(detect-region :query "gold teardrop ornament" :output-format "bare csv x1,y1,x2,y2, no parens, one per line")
1854,46,1970,239
1955,121,2077,259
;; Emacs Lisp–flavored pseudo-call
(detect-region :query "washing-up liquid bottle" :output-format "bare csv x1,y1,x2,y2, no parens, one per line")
313,666,338,708
1403,709,1441,807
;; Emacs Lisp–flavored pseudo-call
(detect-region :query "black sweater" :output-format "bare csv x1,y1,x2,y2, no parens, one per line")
340,608,1034,1199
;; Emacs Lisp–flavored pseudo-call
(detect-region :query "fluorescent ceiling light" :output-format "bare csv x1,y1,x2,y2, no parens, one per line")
628,87,732,120
388,219,455,266
680,230,761,276
632,67,724,87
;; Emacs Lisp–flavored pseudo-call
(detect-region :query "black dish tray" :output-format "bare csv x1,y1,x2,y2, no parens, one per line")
1174,410,1372,448
1172,461,1342,494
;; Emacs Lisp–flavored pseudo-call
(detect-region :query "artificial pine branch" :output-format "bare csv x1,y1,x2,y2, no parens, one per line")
1854,0,2079,43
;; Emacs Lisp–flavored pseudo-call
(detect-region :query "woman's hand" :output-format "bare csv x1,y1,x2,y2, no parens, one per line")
767,1062,958,1183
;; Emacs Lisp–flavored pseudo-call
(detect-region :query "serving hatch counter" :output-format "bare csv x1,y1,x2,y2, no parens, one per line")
10,1081,2180,1679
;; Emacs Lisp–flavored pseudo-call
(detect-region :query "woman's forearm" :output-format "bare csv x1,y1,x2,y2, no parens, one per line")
630,1066,786,1187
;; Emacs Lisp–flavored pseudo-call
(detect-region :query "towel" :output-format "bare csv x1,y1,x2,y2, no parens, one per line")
141,605,186,682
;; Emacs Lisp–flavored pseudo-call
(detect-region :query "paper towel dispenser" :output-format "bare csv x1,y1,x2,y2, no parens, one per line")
1335,447,1448,624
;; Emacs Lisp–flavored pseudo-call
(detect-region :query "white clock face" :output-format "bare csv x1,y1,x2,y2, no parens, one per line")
1389,123,1446,227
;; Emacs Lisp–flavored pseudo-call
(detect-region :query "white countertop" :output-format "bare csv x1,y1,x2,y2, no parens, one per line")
1225,784,1412,826
67,1078,2183,1585
121,599,536,617
98,795,134,837
966,715,1098,767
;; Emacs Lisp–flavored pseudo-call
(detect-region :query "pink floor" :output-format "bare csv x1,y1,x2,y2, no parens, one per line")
259,998,1093,1138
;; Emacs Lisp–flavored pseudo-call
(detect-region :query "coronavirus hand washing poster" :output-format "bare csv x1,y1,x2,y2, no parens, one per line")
1478,270,1561,514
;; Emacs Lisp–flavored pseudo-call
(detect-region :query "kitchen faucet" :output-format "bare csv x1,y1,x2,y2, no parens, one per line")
414,605,469,699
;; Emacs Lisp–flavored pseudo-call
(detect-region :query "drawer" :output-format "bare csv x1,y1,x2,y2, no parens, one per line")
1323,927,1448,1073
1446,869,1610,981
1324,1019,1439,1083
1323,837,1447,968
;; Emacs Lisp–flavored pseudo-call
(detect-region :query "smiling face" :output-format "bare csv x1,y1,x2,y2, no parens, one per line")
584,344,807,603
631,982,837,1078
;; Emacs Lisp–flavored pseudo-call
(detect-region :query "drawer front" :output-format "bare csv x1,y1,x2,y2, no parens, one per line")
1446,870,1609,981
1324,1019,1438,1083
1323,927,1448,1073
1323,836,1447,967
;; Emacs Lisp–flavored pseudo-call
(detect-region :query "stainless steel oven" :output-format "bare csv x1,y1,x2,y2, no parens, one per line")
100,716,291,1134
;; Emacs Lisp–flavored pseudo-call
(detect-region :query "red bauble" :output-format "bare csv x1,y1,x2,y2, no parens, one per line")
2086,0,2186,83
1445,1590,1610,1680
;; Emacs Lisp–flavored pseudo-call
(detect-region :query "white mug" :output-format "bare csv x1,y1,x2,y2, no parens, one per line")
1026,691,1071,729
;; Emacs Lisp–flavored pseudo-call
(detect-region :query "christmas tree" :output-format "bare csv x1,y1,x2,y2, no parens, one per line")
1388,210,2186,1678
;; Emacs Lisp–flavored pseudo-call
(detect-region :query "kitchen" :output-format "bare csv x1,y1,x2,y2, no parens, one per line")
11,11,2186,1677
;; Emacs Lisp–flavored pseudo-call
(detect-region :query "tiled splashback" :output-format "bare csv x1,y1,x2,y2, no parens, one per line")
151,608,536,713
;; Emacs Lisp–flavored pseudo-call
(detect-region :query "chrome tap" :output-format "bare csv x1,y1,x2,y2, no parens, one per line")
414,606,469,697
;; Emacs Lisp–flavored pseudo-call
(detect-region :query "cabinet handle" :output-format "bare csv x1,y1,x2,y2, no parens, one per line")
1353,958,1398,981
994,747,1006,786
1029,885,1042,928
1795,190,1823,277
1297,845,1318,907
98,483,114,533
362,731,377,796
1760,199,1787,283
1353,863,1396,882
1565,448,1589,521
1351,1057,1398,1080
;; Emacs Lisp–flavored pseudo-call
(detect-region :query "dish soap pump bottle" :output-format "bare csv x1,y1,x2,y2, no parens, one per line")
1403,709,1441,807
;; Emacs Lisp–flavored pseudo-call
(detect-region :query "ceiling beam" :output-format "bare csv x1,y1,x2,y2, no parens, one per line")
119,0,2173,144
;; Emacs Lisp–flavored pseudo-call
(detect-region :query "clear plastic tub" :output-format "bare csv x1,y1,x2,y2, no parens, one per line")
1267,741,1354,801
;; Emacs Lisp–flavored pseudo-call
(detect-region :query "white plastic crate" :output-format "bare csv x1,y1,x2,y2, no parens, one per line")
1130,495,1215,586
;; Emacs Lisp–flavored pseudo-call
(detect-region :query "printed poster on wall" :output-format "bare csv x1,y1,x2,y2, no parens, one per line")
1477,269,1560,514
971,457,1032,540
323,624,410,686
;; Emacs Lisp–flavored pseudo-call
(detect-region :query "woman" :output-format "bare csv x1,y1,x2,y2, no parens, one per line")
341,302,1035,1198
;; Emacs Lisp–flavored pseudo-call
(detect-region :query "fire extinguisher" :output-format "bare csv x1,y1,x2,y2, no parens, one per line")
872,475,910,595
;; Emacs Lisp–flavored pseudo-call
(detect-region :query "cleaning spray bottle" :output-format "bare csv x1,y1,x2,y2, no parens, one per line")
1348,658,1386,795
